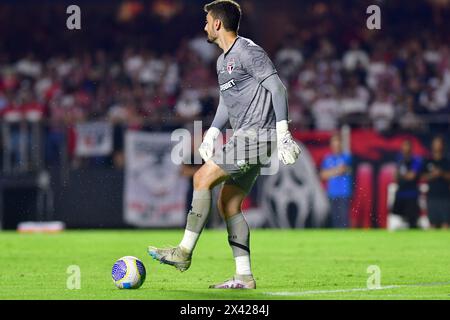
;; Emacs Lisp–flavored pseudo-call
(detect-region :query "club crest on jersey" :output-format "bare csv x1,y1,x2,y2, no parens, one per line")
227,58,235,74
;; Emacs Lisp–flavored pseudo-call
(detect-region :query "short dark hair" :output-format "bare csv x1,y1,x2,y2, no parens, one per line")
204,0,242,33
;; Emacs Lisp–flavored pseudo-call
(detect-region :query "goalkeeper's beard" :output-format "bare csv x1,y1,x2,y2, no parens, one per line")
206,32,217,44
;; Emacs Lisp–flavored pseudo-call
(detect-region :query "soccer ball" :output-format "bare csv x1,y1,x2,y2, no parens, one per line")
112,256,146,289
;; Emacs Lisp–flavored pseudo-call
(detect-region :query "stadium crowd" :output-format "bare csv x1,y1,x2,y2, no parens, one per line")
1,1,450,168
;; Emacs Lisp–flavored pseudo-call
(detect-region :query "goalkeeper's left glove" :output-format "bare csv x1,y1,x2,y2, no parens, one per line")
276,120,302,165
198,127,221,162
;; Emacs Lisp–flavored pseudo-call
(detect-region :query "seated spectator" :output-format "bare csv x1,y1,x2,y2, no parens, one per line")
397,95,426,132
342,40,370,72
311,86,339,131
174,89,203,123
419,78,448,113
339,86,368,125
369,90,395,133
275,33,304,82
188,33,220,65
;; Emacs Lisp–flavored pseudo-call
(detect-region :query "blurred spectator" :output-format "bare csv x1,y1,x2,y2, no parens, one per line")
311,86,339,130
369,90,395,133
421,136,450,229
366,48,390,91
392,140,422,228
174,89,203,123
188,33,219,65
2,97,24,170
397,95,426,132
339,84,368,126
15,53,42,79
320,134,353,228
419,78,449,113
286,91,307,130
275,33,304,82
342,40,370,72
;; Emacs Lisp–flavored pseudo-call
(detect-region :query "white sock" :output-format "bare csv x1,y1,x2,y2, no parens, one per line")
179,229,199,253
235,255,252,276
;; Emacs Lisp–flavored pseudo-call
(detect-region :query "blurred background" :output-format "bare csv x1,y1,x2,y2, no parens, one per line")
1,0,450,231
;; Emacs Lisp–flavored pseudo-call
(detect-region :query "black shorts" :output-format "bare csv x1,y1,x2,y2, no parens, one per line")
427,197,450,226
392,195,420,227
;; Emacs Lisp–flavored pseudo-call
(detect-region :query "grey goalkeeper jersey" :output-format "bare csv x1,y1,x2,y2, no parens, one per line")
217,36,278,135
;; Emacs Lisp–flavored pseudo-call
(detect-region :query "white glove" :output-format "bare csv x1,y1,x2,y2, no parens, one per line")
276,120,301,165
198,127,221,162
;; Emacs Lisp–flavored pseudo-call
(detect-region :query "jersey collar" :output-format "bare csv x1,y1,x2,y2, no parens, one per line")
224,36,240,57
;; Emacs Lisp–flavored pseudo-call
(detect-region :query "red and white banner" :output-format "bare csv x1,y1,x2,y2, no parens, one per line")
75,122,113,157
124,131,188,227
260,141,330,228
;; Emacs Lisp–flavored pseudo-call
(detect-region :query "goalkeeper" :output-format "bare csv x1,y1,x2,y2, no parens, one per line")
148,0,301,289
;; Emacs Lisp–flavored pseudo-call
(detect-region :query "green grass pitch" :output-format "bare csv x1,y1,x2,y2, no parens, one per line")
0,229,449,300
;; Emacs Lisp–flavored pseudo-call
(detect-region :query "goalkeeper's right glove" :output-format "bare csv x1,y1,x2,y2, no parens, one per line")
198,127,221,162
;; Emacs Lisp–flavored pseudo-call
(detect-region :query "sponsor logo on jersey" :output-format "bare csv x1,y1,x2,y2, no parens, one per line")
220,79,236,92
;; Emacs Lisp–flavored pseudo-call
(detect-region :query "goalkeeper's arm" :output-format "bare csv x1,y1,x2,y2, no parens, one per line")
262,74,301,164
210,95,229,131
198,96,229,162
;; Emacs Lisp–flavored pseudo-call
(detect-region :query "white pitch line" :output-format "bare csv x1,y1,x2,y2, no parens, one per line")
263,281,450,296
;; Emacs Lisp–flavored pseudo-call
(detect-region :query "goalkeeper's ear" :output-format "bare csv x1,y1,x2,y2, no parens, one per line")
214,18,222,32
